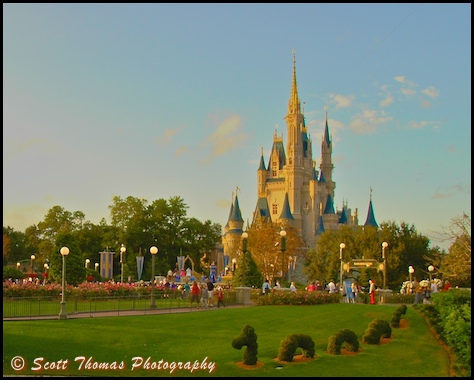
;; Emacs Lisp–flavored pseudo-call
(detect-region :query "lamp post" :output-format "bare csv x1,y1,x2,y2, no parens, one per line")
241,232,248,286
16,262,20,270
339,243,345,292
279,230,287,282
95,262,99,271
408,266,414,294
382,242,388,289
59,246,69,320
428,265,434,285
120,244,126,283
30,254,35,277
85,259,90,269
149,246,158,308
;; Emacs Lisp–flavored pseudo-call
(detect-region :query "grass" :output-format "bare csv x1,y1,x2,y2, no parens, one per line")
3,303,451,377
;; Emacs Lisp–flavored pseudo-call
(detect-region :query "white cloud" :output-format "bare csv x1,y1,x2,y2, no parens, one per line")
330,94,355,109
400,87,417,96
421,86,440,99
199,112,248,164
349,109,393,134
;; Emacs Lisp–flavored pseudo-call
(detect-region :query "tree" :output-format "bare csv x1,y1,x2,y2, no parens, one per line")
436,213,471,287
232,251,263,288
304,221,436,291
3,227,29,266
245,217,306,286
50,233,85,286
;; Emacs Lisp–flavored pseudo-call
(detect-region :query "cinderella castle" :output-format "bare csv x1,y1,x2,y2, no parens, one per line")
220,52,379,281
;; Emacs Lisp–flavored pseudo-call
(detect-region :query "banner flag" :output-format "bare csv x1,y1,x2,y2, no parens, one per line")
136,256,144,281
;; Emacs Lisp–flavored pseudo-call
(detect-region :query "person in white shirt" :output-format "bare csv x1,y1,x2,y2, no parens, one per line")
290,282,297,292
328,280,337,293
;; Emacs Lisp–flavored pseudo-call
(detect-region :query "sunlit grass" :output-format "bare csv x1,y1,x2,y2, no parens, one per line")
3,303,450,377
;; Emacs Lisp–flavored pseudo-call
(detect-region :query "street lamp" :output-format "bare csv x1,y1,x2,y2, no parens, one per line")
30,254,36,277
241,232,248,286
59,246,69,320
120,244,126,283
339,243,345,292
408,266,415,294
95,262,99,271
85,259,90,269
428,265,434,284
382,242,388,289
16,262,20,270
149,246,158,308
280,230,287,282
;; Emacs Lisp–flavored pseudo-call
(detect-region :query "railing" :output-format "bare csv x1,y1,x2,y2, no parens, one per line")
3,290,238,319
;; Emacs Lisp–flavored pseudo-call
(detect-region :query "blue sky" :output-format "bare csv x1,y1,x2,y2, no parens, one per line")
3,4,471,251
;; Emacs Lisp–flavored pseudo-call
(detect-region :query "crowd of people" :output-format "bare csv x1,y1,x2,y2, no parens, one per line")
188,277,226,309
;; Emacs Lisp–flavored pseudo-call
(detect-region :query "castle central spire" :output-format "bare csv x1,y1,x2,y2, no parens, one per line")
288,49,301,115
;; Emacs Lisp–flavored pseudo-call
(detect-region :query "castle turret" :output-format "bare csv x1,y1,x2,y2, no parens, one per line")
364,188,379,228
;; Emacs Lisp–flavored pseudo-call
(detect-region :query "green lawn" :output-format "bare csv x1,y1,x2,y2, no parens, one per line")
3,303,450,377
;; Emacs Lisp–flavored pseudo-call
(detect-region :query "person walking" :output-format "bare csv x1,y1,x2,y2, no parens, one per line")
351,282,357,304
217,286,226,308
183,280,191,299
190,280,200,309
206,277,215,307
290,282,297,292
200,283,209,309
369,279,376,304
414,279,423,304
328,279,337,293
262,278,271,295
306,281,316,292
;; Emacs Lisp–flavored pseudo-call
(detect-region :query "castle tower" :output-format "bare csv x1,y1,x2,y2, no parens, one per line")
222,190,245,264
364,188,379,228
245,52,370,251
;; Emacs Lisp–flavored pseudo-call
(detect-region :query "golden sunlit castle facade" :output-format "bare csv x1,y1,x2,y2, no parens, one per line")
222,52,379,275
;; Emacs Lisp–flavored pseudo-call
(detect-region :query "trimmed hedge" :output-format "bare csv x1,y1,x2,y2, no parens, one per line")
232,324,258,365
327,328,359,355
277,334,315,362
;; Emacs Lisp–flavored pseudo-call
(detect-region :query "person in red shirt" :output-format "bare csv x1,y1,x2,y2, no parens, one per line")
190,280,200,309
442,280,451,292
306,281,316,292
217,286,226,308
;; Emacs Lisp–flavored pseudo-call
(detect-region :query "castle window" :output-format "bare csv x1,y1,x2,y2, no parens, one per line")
272,162,277,177
272,204,278,215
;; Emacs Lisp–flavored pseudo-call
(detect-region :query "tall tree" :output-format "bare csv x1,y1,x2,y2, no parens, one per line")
436,213,471,286
245,217,305,285
50,233,85,286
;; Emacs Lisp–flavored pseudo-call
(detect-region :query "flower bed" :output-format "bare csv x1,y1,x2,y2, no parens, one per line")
3,280,184,299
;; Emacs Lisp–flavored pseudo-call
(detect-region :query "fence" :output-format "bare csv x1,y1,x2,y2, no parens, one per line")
3,290,239,320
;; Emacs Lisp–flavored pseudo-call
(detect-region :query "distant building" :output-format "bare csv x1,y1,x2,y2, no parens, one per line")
222,52,379,278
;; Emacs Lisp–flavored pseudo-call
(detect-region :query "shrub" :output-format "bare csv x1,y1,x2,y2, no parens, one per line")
255,290,341,306
277,334,315,362
327,329,359,355
362,319,391,344
232,324,258,365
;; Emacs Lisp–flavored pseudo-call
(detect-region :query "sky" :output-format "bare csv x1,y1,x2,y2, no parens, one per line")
3,4,471,251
